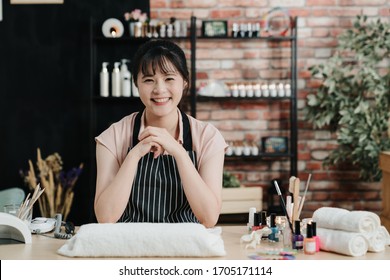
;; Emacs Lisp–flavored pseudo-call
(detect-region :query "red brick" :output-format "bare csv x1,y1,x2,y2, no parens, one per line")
306,161,324,170
196,72,209,80
150,0,167,8
158,10,193,19
209,9,242,18
380,7,390,16
169,0,185,8
298,152,311,161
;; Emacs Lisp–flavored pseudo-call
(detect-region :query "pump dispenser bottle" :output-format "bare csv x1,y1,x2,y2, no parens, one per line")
100,62,109,97
120,59,131,97
111,62,121,97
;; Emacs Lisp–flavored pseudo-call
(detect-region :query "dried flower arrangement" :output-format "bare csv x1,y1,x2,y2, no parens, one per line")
124,9,148,23
20,148,83,221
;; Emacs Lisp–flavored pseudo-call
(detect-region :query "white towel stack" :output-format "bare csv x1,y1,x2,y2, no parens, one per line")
312,207,390,257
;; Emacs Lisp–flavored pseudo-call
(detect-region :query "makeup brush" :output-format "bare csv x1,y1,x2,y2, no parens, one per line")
273,180,293,231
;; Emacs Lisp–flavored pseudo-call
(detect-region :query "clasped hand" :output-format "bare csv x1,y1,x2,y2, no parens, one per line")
135,126,182,159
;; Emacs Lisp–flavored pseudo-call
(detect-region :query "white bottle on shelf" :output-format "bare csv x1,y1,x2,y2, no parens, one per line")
111,62,121,97
120,59,131,97
99,62,109,97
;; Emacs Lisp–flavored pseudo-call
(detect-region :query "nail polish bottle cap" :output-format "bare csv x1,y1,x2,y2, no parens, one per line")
306,223,313,238
311,221,317,236
294,220,301,235
254,213,260,226
270,213,276,227
260,211,267,226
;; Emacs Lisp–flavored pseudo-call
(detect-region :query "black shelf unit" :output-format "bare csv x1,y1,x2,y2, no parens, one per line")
88,17,298,216
192,17,298,178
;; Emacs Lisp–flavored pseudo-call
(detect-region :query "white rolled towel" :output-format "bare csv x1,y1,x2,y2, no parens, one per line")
363,226,390,252
57,223,226,258
312,207,380,233
317,227,368,257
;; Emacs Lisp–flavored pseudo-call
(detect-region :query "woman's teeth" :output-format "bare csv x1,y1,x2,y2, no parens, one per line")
153,98,170,103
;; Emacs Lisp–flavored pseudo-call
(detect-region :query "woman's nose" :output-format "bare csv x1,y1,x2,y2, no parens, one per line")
153,81,167,94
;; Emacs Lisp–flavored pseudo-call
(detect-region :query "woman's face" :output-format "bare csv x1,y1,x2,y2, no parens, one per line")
137,59,186,118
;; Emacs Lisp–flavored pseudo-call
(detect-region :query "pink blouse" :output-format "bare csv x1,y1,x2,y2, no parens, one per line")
95,109,228,170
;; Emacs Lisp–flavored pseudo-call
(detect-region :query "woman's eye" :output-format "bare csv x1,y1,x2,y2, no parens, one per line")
143,79,154,83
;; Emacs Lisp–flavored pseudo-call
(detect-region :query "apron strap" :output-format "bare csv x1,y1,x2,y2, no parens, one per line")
132,110,193,151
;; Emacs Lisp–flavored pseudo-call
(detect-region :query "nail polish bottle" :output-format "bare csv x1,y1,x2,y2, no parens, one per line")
252,212,260,231
258,211,268,240
292,220,303,250
260,211,267,229
268,213,280,242
304,223,316,255
247,207,257,231
311,221,320,252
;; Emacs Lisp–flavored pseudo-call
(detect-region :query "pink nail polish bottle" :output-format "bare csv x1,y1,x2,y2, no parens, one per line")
311,221,320,252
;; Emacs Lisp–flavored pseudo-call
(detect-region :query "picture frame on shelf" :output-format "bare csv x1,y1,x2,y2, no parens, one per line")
201,20,228,38
261,136,288,154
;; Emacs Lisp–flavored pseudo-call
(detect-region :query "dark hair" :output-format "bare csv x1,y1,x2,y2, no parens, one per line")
131,40,190,95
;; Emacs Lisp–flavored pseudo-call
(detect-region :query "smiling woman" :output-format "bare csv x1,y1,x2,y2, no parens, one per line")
94,40,228,228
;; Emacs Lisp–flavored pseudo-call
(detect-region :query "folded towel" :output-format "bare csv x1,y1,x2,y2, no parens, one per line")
57,223,226,258
312,207,380,233
363,226,390,252
317,227,368,257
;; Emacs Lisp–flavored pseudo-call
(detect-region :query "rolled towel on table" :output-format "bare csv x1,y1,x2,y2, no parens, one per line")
57,223,226,258
317,227,368,257
364,226,390,252
312,207,380,233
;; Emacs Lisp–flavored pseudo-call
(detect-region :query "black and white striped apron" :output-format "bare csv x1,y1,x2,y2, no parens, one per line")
119,110,199,223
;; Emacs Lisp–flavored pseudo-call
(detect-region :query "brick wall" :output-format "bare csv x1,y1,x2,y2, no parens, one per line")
150,0,389,218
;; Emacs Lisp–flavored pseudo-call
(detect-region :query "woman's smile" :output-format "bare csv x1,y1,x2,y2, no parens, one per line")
152,97,172,105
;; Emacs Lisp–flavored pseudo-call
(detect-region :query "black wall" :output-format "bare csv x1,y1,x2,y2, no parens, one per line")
0,0,149,225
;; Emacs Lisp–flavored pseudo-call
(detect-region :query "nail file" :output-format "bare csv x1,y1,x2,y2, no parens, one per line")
288,176,296,193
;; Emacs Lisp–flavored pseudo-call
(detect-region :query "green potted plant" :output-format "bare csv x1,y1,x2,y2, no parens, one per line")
305,15,390,181
223,171,241,188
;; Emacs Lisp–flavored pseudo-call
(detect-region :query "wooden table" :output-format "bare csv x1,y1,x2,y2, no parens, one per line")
0,225,389,260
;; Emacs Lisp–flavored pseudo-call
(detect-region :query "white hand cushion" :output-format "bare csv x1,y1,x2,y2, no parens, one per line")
57,222,226,258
